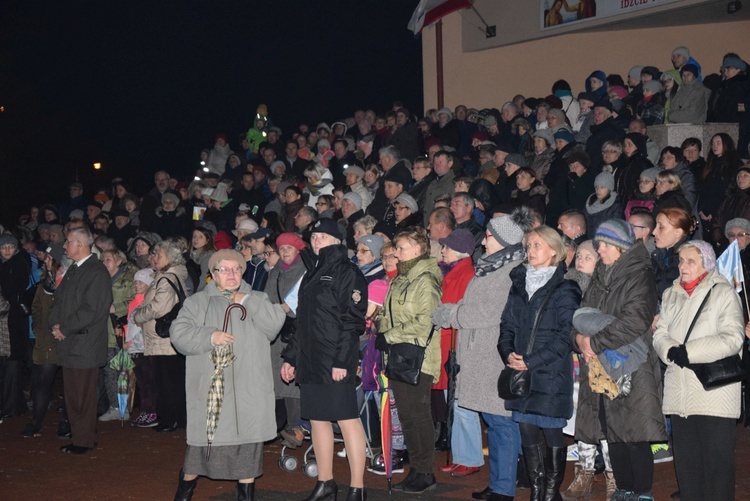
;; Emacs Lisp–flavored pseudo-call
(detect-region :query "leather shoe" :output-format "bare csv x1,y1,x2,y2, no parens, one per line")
451,465,480,477
60,444,92,455
439,463,459,473
472,486,492,500
154,421,180,432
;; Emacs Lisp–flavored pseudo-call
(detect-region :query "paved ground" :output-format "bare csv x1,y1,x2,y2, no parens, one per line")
2,400,750,500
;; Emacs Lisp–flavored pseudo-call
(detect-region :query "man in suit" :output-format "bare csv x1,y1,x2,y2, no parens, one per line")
50,227,113,455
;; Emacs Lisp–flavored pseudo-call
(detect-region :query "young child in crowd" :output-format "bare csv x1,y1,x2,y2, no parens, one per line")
127,269,157,428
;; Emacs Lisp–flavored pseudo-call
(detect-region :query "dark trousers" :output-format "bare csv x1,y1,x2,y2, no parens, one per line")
390,372,434,474
672,414,736,501
608,442,653,495
63,367,99,448
0,358,27,416
30,363,58,428
134,355,158,413
155,354,186,426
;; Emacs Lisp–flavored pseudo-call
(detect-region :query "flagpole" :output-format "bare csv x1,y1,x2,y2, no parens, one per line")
436,19,444,108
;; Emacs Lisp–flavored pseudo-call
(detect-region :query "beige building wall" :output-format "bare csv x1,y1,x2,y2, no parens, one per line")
422,14,750,111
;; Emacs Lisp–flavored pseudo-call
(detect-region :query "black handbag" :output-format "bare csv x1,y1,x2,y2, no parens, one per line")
154,276,186,339
682,285,746,390
497,284,555,400
384,287,435,386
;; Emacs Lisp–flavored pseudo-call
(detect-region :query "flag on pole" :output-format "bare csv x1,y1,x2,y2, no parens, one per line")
407,0,473,34
717,240,745,293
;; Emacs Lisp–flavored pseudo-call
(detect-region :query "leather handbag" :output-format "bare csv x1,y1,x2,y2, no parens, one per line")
154,276,186,339
682,285,746,390
384,288,435,386
497,284,555,400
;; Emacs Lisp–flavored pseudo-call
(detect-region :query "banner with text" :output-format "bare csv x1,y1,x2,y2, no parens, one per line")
541,0,683,30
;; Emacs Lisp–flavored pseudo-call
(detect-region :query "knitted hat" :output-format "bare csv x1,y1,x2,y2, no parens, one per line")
382,165,412,189
276,232,306,251
547,108,567,125
609,86,628,99
684,240,716,272
358,234,385,258
46,243,64,264
368,279,389,307
640,167,662,183
210,183,229,202
311,218,343,240
69,209,84,221
533,129,554,147
208,249,247,275
483,114,497,127
0,234,19,249
661,69,682,85
201,187,215,197
438,229,476,256
672,46,690,58
723,56,747,71
594,172,615,191
487,207,535,248
437,107,453,120
680,63,699,78
577,92,597,104
505,153,527,168
725,218,750,236
628,66,644,82
133,268,154,286
342,192,363,211
317,138,331,150
642,80,663,94
553,128,575,144
344,165,365,178
593,219,635,251
161,193,180,206
394,193,418,213
641,66,661,81
594,99,613,112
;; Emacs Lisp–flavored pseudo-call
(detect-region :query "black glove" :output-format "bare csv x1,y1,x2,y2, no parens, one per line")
375,333,389,352
667,345,690,368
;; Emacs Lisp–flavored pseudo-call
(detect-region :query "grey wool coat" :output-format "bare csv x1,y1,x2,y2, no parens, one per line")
170,281,285,447
448,246,525,416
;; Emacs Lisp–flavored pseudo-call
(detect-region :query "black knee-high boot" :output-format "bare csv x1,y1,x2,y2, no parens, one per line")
236,482,254,500
543,446,566,501
174,470,198,501
522,444,545,501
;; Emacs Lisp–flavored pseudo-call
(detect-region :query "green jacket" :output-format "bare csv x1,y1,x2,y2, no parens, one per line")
378,257,443,381
107,265,135,348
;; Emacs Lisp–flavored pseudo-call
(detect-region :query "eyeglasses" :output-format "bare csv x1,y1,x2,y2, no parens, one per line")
728,232,749,239
315,202,328,207
381,254,397,260
213,267,242,275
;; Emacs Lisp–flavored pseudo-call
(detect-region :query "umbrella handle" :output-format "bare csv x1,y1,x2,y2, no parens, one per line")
222,303,247,332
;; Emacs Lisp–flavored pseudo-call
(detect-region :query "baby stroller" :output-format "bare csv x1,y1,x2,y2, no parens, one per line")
278,379,378,476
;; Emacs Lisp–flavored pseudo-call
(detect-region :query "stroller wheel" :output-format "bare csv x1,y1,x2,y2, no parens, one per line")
278,455,298,472
303,459,318,478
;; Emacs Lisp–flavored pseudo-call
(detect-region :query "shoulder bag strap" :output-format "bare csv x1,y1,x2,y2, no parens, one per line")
682,284,715,344
525,282,557,356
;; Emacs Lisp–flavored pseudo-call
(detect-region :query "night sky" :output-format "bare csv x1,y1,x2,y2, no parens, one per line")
0,0,423,225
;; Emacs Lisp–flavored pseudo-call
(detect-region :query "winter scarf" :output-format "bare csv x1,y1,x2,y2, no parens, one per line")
474,244,524,277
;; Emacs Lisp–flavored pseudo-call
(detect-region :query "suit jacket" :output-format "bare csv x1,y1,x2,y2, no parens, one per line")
49,256,113,369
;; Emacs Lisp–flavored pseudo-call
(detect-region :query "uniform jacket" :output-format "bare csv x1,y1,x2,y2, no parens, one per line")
132,265,189,356
653,270,744,419
49,256,113,369
282,245,367,384
378,256,443,381
170,281,285,447
498,263,580,419
572,242,668,444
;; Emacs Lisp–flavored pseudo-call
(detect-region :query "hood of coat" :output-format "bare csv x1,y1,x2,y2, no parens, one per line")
593,241,651,288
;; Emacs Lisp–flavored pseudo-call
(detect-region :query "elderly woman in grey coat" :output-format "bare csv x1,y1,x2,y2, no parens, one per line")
432,208,534,501
170,249,285,500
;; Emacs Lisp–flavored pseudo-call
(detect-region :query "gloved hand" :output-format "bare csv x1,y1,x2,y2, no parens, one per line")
667,345,690,368
375,332,389,352
430,304,456,329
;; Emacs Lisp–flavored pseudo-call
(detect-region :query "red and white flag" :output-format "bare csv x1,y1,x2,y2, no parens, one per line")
407,0,472,34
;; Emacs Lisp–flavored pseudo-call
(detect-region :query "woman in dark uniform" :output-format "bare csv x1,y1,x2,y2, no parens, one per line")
281,218,369,501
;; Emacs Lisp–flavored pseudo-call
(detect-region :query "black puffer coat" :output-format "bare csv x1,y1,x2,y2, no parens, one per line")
572,242,667,444
282,245,367,385
498,263,580,419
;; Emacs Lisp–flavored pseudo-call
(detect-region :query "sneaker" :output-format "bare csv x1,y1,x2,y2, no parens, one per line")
279,425,310,448
651,443,673,463
99,407,128,422
367,452,406,475
130,412,147,427
439,463,459,473
566,443,579,462
135,413,159,428
451,465,480,477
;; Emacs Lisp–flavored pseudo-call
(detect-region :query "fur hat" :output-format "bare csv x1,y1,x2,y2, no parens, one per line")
594,219,635,251
487,207,535,248
161,193,180,207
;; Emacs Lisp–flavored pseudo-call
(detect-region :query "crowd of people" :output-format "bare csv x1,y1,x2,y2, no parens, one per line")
0,46,748,501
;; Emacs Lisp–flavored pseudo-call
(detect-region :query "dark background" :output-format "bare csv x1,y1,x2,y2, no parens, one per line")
0,0,423,227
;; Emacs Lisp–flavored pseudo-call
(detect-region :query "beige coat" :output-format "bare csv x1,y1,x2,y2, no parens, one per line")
653,270,744,419
132,265,189,356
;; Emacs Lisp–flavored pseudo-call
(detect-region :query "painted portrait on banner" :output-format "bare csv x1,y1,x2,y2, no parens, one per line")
543,0,596,28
